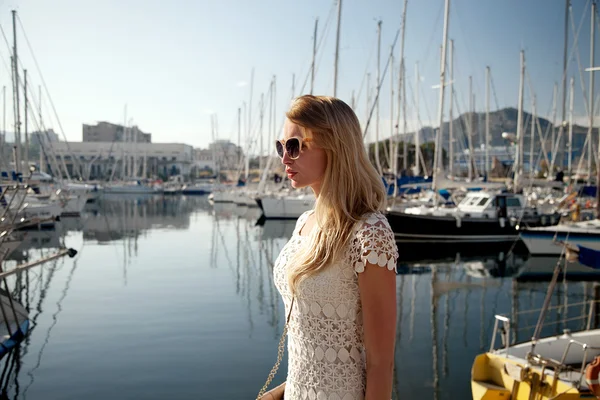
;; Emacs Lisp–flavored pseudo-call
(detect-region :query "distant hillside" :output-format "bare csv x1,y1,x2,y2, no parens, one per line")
394,107,595,162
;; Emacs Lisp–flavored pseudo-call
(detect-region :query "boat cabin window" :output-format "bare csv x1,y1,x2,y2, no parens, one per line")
506,197,522,207
460,196,490,207
462,196,480,206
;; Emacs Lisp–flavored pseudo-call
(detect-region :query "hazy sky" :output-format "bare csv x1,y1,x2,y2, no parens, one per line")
0,0,595,152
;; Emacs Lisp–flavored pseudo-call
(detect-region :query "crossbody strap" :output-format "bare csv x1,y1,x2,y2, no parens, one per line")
256,297,295,400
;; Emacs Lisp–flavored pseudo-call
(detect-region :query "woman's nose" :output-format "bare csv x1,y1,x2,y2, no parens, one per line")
282,151,293,165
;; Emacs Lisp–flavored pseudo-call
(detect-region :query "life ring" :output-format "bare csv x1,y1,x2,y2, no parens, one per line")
585,355,600,398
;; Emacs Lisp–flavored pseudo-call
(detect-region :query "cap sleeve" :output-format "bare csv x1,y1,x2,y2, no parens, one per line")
351,212,398,274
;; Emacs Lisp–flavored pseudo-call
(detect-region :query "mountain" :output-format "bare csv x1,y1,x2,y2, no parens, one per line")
393,107,595,162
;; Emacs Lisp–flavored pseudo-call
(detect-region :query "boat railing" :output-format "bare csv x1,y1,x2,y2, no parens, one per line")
511,300,600,335
555,336,600,389
490,299,600,354
490,314,511,353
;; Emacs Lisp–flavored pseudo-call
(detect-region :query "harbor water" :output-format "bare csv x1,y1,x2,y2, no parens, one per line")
1,195,598,400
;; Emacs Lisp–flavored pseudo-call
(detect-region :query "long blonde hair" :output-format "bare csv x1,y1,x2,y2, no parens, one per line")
286,95,386,295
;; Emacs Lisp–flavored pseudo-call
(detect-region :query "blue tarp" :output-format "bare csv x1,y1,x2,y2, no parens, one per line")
576,245,600,270
383,176,433,196
579,185,597,198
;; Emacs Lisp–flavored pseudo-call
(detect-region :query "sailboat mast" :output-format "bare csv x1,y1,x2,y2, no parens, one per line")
374,20,383,176
514,50,525,192
259,93,264,172
448,40,454,178
12,10,21,175
38,85,42,126
389,47,394,180
467,76,474,181
550,83,558,169
237,107,241,174
588,2,596,185
567,77,574,179
558,0,570,169
398,0,408,173
311,18,318,95
3,86,5,159
133,120,138,177
530,96,536,178
246,69,254,182
415,62,420,176
24,69,28,172
485,66,490,177
432,0,450,192
333,0,342,97
366,73,371,155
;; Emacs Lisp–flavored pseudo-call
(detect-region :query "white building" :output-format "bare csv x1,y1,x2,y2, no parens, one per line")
48,141,193,180
193,148,215,171
83,122,152,143
30,129,60,146
209,139,242,170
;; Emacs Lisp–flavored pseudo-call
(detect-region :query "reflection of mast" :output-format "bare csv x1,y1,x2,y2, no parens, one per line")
0,342,19,397
22,259,60,354
409,275,416,343
257,223,265,315
243,220,264,318
590,282,599,330
122,199,127,286
210,207,217,268
264,237,279,333
392,275,405,400
23,257,80,397
430,268,439,400
462,271,471,347
561,277,568,332
236,215,241,294
581,282,588,332
479,279,486,351
260,232,288,336
442,271,450,378
244,217,253,335
511,279,518,344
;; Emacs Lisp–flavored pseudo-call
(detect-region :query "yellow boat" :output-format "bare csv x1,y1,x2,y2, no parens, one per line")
471,315,600,399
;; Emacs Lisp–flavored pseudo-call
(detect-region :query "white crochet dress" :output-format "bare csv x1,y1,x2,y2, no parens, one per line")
273,210,398,400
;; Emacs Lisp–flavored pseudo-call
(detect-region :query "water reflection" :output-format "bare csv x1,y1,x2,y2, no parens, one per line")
0,198,597,399
210,200,287,339
0,255,68,399
392,253,600,400
83,195,213,244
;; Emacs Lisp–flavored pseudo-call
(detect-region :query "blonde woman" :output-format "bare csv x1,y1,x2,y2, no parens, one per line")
270,95,398,400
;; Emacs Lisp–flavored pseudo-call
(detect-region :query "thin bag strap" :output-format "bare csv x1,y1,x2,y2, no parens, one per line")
256,297,295,400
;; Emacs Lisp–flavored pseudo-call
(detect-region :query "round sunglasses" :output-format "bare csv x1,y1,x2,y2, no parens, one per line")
275,137,313,160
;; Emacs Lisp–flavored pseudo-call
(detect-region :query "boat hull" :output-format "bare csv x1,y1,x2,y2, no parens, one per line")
520,229,600,256
515,256,600,281
60,195,88,216
385,211,519,243
256,196,314,219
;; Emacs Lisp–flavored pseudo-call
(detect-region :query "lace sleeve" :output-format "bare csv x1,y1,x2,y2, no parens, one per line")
351,212,398,274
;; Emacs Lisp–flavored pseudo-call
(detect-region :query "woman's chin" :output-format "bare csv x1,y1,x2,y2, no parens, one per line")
290,180,305,189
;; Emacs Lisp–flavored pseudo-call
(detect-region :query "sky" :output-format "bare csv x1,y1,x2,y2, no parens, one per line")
0,0,596,154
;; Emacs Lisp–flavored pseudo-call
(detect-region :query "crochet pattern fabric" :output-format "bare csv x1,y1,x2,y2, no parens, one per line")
273,210,398,400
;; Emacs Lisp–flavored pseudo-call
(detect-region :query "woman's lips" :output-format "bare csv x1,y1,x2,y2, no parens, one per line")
287,171,297,179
